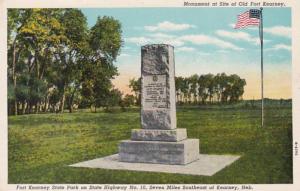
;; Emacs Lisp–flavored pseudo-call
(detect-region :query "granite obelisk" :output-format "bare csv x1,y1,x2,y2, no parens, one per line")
119,44,200,165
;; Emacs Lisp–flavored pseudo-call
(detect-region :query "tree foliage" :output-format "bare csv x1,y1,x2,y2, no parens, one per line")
129,78,141,105
7,9,123,115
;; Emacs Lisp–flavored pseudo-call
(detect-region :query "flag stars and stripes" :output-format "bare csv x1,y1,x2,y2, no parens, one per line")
234,9,260,29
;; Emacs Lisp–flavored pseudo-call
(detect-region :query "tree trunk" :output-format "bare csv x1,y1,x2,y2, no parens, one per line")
35,102,40,114
60,93,65,113
21,101,27,115
34,48,40,114
69,105,73,113
60,86,66,113
12,42,17,115
44,95,49,112
27,103,32,114
68,88,76,113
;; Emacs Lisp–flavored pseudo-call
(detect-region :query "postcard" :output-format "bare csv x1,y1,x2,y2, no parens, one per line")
0,0,299,191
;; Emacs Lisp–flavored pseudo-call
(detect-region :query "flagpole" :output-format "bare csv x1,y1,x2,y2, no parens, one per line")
260,7,264,128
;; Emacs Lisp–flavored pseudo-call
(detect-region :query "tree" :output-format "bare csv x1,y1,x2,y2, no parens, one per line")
188,74,199,104
81,16,122,110
129,78,141,105
48,87,60,112
106,88,123,108
7,9,31,115
65,83,82,113
89,16,122,63
181,78,190,103
122,94,135,107
227,74,246,102
7,9,67,114
7,9,124,115
198,75,209,104
53,9,88,113
175,76,185,103
214,73,227,103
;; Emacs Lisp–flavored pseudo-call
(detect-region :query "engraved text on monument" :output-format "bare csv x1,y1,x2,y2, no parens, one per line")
142,74,167,109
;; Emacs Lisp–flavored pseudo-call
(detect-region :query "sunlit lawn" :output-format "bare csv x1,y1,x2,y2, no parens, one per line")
8,106,292,183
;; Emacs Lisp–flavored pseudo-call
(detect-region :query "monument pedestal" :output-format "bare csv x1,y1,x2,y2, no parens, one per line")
131,128,187,142
119,139,199,165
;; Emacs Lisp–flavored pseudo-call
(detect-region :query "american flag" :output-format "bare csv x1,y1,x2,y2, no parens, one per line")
234,9,261,29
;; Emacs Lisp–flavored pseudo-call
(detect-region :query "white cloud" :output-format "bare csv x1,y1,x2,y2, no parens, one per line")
148,33,174,39
266,43,291,51
217,49,229,54
154,33,184,46
180,34,243,50
127,32,242,51
125,37,151,46
148,33,185,46
145,21,195,32
196,51,211,56
229,23,236,28
175,46,196,52
264,26,291,38
215,30,260,45
126,33,184,47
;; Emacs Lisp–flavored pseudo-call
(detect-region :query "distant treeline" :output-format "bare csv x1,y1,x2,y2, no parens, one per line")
129,73,246,105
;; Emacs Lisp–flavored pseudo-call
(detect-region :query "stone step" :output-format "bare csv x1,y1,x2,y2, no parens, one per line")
119,139,200,165
131,128,187,142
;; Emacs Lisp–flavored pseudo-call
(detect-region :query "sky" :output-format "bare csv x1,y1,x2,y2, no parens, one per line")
81,8,291,99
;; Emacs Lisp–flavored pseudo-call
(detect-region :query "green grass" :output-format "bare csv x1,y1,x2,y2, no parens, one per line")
8,107,292,184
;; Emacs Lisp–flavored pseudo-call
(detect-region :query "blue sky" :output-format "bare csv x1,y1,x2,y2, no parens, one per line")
81,8,291,99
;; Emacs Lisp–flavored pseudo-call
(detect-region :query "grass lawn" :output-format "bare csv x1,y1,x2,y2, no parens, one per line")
8,106,292,184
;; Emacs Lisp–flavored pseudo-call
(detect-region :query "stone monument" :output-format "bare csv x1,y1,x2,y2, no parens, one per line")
70,44,240,175
119,44,200,165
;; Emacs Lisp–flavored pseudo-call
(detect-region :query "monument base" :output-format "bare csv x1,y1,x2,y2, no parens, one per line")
131,128,187,142
119,139,199,165
69,154,240,176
